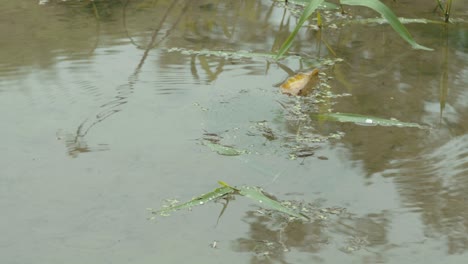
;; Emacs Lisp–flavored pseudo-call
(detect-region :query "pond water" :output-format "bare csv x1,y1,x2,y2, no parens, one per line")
1,0,468,263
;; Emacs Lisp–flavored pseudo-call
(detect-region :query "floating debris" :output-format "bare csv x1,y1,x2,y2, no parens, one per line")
311,112,428,129
151,185,235,217
150,182,310,221
280,69,320,96
202,139,245,156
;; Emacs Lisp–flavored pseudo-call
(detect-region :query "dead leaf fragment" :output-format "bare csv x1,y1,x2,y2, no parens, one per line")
280,68,319,96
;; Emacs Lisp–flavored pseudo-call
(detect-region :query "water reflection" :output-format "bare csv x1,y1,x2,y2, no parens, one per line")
385,134,468,254
231,205,391,264
50,0,301,157
317,1,468,258
1,0,468,263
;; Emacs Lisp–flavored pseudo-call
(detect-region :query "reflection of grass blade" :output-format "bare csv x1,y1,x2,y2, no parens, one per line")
152,186,235,216
276,0,325,59
239,186,310,220
341,0,433,51
311,112,427,128
439,27,449,122
444,0,452,22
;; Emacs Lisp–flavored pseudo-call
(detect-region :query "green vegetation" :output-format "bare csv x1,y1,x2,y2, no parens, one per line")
276,0,438,58
310,113,428,129
150,181,310,221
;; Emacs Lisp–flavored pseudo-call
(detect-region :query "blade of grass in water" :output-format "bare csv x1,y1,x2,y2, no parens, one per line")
348,17,446,25
152,182,310,221
340,0,433,51
276,0,324,59
239,186,310,220
152,186,235,216
311,112,427,128
202,140,245,156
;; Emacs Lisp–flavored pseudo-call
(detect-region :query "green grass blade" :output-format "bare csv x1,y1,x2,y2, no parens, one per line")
239,186,310,220
152,186,235,216
349,17,446,25
276,0,325,59
202,140,245,156
311,112,427,128
341,0,432,51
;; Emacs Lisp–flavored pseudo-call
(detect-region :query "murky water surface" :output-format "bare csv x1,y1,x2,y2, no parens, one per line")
1,0,468,263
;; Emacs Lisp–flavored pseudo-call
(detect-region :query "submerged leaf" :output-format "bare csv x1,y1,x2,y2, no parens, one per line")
202,140,245,156
280,68,320,96
311,112,427,128
239,186,310,220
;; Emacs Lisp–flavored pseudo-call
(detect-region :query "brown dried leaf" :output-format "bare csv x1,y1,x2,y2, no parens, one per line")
280,68,319,96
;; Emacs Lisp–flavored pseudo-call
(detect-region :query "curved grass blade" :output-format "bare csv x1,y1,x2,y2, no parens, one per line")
311,112,427,128
341,0,433,51
276,0,325,59
152,186,235,216
239,186,310,220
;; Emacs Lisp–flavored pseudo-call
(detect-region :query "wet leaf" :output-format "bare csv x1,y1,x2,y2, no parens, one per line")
311,112,427,128
151,186,235,216
239,186,310,220
340,0,433,51
349,17,445,25
202,140,245,156
152,182,310,221
280,68,319,96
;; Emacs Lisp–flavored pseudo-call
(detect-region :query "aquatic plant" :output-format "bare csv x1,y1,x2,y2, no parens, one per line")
150,181,310,221
276,0,435,58
310,112,429,129
435,0,453,22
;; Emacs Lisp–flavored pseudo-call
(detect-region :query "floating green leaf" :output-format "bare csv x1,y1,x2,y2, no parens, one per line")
311,112,427,128
151,182,309,221
152,186,235,216
239,186,310,220
202,140,245,156
348,17,445,25
340,0,433,51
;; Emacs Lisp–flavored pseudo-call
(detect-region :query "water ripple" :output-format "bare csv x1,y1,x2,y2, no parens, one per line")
384,134,468,253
